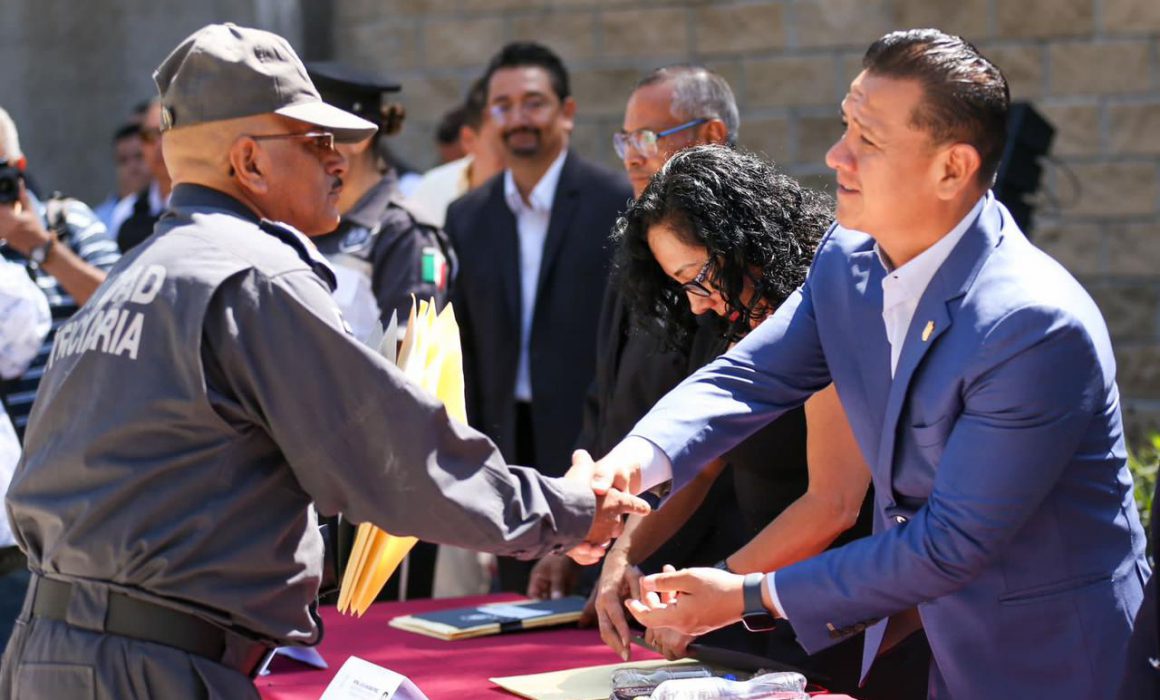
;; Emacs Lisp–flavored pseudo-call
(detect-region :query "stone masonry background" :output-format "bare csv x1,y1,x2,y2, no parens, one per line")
3,0,1158,445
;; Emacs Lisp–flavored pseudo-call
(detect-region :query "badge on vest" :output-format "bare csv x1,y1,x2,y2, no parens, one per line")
422,246,448,291
339,225,372,253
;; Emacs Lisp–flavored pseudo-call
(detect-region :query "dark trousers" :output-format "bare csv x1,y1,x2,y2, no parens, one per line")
0,547,29,656
497,402,538,594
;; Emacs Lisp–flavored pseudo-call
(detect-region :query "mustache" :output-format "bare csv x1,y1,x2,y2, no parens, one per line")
330,177,343,193
502,126,540,140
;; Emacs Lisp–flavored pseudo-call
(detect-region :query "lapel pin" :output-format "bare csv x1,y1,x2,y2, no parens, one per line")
922,320,935,342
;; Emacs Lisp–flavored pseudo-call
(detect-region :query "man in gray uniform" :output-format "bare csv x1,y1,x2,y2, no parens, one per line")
0,23,645,699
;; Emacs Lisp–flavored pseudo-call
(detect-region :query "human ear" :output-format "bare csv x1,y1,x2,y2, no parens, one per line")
560,96,577,133
229,138,268,196
702,119,729,145
936,143,981,200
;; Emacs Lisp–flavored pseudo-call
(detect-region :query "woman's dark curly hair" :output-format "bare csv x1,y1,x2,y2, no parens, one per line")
612,145,833,351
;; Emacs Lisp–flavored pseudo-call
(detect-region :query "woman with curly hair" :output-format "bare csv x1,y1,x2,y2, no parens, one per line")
592,145,928,698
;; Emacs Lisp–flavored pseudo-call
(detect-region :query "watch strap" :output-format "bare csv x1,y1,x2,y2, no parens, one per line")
28,236,54,268
742,572,766,615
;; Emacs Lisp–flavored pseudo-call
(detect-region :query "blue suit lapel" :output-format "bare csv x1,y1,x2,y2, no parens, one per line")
874,195,1006,500
844,248,893,443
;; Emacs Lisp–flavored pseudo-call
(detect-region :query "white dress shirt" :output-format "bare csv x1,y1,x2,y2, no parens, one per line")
0,258,52,547
409,155,474,229
503,150,568,403
625,196,986,617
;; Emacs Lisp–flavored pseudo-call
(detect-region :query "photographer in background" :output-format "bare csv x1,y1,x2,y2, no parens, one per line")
0,106,121,440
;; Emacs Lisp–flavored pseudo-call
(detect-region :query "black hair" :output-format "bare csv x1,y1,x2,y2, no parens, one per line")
461,76,488,131
614,145,832,350
436,105,466,145
482,42,570,101
863,28,1009,185
112,123,140,144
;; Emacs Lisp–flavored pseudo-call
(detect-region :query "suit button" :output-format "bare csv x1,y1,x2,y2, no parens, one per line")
894,515,908,524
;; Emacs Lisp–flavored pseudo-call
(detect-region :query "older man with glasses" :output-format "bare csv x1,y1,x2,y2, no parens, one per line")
0,24,649,699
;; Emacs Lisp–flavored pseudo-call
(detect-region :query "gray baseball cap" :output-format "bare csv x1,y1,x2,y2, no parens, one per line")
153,23,377,143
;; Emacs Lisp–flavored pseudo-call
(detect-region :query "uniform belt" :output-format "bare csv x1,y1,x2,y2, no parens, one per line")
30,576,275,678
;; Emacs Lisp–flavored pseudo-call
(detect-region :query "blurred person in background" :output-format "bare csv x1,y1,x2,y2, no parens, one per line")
306,61,458,601
527,63,739,603
445,42,631,594
0,106,119,441
434,103,467,164
92,124,150,231
0,257,50,653
115,98,171,252
410,75,506,228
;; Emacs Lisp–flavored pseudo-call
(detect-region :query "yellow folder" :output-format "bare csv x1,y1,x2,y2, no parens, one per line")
337,299,467,616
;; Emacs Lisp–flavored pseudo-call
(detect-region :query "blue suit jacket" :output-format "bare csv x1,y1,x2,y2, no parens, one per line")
633,195,1149,699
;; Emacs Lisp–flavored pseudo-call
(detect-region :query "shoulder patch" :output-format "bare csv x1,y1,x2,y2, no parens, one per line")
339,224,373,253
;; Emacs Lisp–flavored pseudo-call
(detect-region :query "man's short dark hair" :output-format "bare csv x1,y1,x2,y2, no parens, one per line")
461,76,488,131
436,105,466,145
863,28,1009,185
483,42,570,102
112,123,140,145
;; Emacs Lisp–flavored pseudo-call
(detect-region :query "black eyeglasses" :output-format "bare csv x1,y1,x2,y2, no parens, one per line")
681,259,716,298
613,118,708,159
248,131,336,152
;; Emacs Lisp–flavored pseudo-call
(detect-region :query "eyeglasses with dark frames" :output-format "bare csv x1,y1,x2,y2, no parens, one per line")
248,131,336,152
613,118,708,159
681,258,716,298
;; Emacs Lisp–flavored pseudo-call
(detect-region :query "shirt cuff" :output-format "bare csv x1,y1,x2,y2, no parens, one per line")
618,435,673,493
764,572,786,618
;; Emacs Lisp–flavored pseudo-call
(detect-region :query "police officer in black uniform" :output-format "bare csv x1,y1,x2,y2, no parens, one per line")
306,62,455,343
305,62,456,600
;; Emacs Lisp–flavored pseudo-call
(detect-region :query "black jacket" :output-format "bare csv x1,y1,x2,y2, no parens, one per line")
446,152,631,476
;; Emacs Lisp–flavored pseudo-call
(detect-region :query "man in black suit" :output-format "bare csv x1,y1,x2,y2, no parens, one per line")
445,42,632,593
527,65,741,601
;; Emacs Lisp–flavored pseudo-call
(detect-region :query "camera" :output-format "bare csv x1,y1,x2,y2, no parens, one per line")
0,161,22,204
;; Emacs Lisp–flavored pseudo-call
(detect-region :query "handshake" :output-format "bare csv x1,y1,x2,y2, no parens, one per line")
561,447,648,566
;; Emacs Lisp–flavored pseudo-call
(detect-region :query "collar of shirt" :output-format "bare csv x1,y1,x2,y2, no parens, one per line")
168,183,261,222
342,170,399,230
503,149,568,217
148,180,170,215
877,194,987,312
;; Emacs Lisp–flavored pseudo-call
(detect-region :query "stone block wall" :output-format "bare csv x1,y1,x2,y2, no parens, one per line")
1,0,1157,446
331,0,1160,446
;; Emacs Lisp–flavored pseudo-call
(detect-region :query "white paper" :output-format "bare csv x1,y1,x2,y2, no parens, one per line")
320,656,430,700
257,645,328,677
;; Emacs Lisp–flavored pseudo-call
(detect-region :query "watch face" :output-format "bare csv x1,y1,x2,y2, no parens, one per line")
741,611,777,633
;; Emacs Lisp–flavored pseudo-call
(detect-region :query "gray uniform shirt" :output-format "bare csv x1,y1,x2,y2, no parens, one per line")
6,184,594,646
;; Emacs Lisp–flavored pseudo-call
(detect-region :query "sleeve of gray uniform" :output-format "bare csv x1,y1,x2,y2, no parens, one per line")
200,267,595,559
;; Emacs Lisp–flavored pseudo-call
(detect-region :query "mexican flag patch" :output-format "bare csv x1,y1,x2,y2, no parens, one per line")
422,246,449,290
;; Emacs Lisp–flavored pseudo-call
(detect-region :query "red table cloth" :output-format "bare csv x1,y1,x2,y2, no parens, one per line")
255,594,854,699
